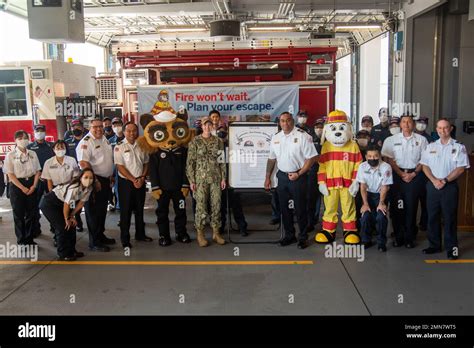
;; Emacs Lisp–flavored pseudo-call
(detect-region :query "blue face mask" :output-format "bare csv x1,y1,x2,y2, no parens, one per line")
104,126,112,133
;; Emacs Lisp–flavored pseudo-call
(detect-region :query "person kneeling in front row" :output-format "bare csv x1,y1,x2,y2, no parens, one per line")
356,145,393,252
39,169,95,261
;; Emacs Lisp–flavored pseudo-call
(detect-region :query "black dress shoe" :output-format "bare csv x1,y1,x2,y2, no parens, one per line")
74,251,85,258
122,243,133,249
392,241,403,247
405,242,416,249
378,245,387,252
89,245,111,252
269,218,280,225
58,256,76,261
297,240,307,249
176,233,192,243
279,236,297,246
306,225,315,233
422,247,441,254
363,241,374,249
240,230,249,237
101,237,116,245
136,236,153,242
447,251,458,260
159,236,172,247
76,227,84,232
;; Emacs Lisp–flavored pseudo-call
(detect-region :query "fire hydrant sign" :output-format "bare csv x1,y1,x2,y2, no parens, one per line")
228,122,278,189
137,84,299,125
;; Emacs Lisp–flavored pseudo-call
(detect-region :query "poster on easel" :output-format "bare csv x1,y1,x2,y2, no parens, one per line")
228,122,279,189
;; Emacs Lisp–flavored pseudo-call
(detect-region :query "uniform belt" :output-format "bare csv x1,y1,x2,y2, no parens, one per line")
399,168,416,173
18,176,35,181
278,169,303,175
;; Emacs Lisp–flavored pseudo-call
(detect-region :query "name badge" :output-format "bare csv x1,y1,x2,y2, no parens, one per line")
50,165,58,169
124,150,130,153
429,150,437,154
394,143,402,146
95,145,101,149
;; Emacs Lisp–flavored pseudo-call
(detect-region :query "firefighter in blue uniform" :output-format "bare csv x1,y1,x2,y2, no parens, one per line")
65,119,86,160
27,124,54,237
370,107,391,148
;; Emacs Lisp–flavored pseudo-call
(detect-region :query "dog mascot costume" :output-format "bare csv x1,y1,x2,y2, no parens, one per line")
138,110,192,246
150,90,176,115
316,110,363,244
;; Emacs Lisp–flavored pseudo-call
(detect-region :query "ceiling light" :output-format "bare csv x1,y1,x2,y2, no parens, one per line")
158,28,208,33
248,26,295,31
335,25,382,30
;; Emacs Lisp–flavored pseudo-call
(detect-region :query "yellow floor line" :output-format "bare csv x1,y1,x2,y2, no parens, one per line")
0,260,314,266
425,259,474,264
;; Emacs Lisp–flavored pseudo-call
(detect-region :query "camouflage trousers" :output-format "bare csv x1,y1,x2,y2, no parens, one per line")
194,182,221,229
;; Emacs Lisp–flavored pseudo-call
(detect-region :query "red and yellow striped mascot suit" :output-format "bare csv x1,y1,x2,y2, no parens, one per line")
315,110,363,244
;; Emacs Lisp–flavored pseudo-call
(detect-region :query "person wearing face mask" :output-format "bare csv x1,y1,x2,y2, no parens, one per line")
109,117,125,212
355,130,371,160
296,111,315,137
310,118,325,228
414,117,433,143
102,117,115,140
42,140,81,239
27,124,55,238
414,116,432,233
39,168,95,261
370,107,392,147
356,145,393,251
360,115,374,134
66,119,87,160
388,116,401,135
64,117,87,141
76,118,115,252
4,130,41,245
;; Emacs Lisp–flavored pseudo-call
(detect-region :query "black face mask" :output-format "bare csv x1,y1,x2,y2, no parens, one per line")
104,126,112,133
368,159,379,167
72,129,82,137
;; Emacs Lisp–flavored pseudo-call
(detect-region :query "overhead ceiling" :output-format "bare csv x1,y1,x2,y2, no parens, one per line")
1,0,405,54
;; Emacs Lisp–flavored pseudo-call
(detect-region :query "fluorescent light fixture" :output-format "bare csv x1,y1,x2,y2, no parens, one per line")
248,27,295,31
335,25,382,30
158,28,208,33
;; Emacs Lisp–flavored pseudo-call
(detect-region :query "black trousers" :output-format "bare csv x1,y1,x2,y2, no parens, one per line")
118,177,146,244
84,176,110,248
9,178,37,244
418,172,428,230
32,179,47,235
306,163,319,227
40,192,76,258
221,188,247,233
390,172,424,244
276,170,308,241
156,189,187,238
426,181,459,251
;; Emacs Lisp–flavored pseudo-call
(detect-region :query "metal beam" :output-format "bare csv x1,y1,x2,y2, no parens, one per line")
84,2,215,16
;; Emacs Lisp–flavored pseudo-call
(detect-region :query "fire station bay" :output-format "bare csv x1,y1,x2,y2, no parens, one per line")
1,0,474,318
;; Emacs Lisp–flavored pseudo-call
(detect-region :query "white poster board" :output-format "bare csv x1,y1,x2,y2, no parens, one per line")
228,122,279,189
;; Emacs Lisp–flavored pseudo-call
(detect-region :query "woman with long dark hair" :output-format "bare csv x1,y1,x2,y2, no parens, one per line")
39,168,95,261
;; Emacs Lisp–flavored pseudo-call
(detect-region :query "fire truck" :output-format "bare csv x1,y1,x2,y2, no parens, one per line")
108,39,341,125
0,60,96,158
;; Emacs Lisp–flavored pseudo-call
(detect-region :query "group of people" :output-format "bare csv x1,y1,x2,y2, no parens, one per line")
266,108,469,260
1,107,470,261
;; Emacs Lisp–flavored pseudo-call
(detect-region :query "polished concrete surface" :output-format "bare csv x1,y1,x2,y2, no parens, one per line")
0,192,472,315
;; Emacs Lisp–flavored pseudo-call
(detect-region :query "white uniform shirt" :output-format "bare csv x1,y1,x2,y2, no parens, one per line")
113,139,149,179
356,161,393,193
420,138,470,179
53,183,93,204
3,147,41,178
381,132,428,169
269,127,318,172
41,155,80,186
76,132,114,177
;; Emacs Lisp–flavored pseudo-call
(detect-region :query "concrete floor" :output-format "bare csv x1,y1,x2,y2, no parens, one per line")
0,192,473,315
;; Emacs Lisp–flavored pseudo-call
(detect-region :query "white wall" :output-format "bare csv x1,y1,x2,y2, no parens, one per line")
335,54,351,116
64,43,106,74
0,12,44,63
359,33,390,125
